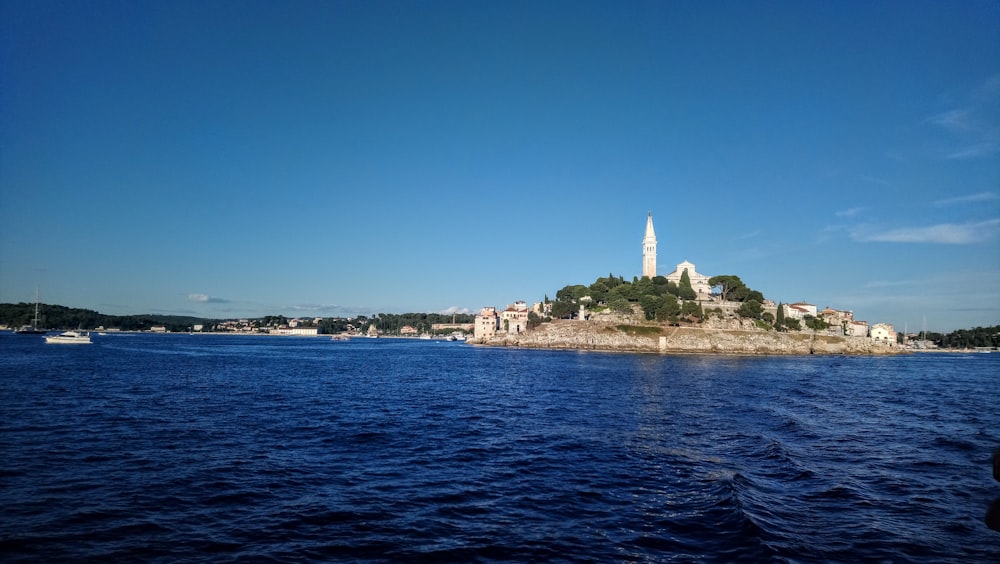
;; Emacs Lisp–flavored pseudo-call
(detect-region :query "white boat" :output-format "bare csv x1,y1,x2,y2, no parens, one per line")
15,288,47,334
45,331,92,345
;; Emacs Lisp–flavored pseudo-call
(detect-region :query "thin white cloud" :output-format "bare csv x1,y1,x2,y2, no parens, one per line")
852,219,1000,244
439,306,473,315
732,230,760,241
945,142,1000,160
934,191,999,207
187,293,229,303
972,74,1000,102
925,109,973,132
861,175,892,187
921,75,1000,161
862,279,919,289
835,207,866,218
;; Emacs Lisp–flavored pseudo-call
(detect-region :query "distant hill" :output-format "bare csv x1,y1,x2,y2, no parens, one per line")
0,302,216,332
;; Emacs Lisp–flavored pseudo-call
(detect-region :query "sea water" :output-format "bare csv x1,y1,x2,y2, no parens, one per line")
1,333,998,562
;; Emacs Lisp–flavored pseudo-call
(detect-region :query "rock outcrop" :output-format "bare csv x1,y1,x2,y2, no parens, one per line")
471,320,903,355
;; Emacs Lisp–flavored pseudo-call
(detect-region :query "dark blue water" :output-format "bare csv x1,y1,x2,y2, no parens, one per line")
1,333,997,562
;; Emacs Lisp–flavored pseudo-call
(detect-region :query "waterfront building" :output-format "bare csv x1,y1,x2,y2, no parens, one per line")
474,307,500,340
871,323,896,345
271,326,319,336
500,301,529,334
847,320,870,337
642,212,657,278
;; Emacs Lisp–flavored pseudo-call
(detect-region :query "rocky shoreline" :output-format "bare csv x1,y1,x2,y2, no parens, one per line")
470,319,904,355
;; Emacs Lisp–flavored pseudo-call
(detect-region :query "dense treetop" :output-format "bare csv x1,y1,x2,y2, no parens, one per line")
548,272,767,325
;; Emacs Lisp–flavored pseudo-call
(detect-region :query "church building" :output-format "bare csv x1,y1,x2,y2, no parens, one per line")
665,260,712,296
642,212,713,296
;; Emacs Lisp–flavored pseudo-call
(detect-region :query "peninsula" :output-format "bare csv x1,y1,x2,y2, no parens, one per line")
470,212,904,355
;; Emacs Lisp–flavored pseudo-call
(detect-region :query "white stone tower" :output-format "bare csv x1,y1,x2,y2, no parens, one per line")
642,211,657,278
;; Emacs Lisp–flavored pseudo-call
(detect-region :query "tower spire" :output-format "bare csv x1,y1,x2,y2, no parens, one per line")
642,212,657,278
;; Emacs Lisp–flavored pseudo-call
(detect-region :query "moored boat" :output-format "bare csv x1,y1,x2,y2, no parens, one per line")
15,289,47,334
44,331,92,345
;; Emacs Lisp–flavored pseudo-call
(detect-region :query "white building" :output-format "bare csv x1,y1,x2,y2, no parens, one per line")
871,323,896,345
664,260,712,296
784,302,817,320
500,302,529,335
271,326,319,336
846,320,869,337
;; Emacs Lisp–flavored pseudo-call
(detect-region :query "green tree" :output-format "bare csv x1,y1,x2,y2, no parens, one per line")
737,299,763,319
527,311,542,330
681,300,702,319
804,315,829,331
666,281,680,297
639,294,662,321
656,295,680,322
679,269,697,300
588,282,609,303
775,302,785,331
633,276,654,298
708,275,745,302
556,285,588,302
609,298,633,315
551,300,576,319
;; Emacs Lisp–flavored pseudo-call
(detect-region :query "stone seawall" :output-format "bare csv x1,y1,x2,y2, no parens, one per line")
472,320,902,355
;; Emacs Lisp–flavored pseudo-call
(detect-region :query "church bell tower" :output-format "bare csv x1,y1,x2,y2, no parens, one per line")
642,212,657,278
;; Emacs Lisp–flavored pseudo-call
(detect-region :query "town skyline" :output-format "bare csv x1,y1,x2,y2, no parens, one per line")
1,1,998,333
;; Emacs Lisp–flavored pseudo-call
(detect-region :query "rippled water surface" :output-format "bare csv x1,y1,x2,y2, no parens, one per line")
1,333,998,562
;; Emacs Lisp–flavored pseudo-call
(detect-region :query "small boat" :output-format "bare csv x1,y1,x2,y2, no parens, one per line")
45,331,92,345
15,289,47,334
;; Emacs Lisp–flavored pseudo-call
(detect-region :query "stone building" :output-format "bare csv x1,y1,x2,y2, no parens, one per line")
784,302,817,319
474,307,500,340
664,260,712,296
642,212,657,278
846,320,870,337
500,301,529,334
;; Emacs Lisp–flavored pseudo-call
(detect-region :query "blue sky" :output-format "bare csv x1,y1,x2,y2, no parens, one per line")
1,1,998,332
